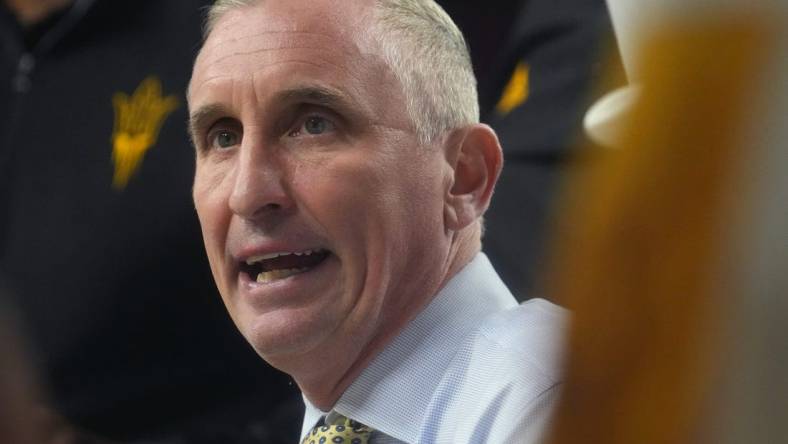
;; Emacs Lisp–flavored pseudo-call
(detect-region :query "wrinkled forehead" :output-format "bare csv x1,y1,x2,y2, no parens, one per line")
192,0,378,83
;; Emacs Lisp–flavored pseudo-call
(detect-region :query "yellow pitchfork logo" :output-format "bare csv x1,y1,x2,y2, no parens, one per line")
111,76,178,190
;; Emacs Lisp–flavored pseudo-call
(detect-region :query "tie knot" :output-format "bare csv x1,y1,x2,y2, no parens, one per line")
302,414,373,444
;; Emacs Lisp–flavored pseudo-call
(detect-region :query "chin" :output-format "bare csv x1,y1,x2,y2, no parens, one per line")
241,307,337,360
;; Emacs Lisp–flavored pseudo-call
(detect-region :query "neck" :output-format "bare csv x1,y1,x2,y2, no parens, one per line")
294,225,482,411
4,0,73,26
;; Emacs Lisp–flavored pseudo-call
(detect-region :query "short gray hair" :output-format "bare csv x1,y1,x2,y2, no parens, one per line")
202,0,479,144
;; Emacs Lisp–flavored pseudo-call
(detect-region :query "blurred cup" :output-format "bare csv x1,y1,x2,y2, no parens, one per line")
607,0,778,83
585,0,785,146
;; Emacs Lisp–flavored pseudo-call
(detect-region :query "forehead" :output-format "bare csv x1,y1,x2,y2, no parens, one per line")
190,0,380,102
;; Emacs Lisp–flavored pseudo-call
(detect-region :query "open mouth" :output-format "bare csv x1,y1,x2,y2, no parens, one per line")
240,249,331,284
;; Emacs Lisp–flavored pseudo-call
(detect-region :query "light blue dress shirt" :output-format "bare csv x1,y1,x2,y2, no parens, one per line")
301,253,567,444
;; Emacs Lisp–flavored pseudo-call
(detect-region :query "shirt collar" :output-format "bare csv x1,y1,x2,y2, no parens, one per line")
301,253,517,442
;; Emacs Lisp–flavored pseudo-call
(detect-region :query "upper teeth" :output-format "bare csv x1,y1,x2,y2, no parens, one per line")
245,249,322,265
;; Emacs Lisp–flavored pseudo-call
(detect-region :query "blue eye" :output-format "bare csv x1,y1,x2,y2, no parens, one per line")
291,115,335,137
305,116,330,134
210,129,240,149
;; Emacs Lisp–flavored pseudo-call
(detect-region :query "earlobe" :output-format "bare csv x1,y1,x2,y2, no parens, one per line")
444,124,503,230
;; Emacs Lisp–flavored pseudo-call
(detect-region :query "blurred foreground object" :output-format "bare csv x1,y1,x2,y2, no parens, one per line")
544,0,788,442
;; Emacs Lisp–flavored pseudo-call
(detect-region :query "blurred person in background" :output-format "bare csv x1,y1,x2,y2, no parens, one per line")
439,0,617,299
0,0,300,442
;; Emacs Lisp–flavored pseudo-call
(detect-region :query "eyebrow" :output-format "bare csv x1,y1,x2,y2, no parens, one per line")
274,85,365,125
188,103,230,146
187,85,362,146
276,85,350,108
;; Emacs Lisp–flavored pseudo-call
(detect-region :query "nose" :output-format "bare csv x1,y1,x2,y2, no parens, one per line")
228,139,294,220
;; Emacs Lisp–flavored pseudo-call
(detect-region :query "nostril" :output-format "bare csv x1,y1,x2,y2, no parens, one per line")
230,192,289,218
228,163,292,217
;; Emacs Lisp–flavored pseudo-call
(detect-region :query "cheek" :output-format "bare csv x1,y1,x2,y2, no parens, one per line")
289,153,398,276
193,164,233,283
292,161,374,243
387,152,446,219
302,151,444,260
194,159,235,228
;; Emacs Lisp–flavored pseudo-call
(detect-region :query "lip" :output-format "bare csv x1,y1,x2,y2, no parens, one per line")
234,248,337,309
243,248,326,264
233,241,328,264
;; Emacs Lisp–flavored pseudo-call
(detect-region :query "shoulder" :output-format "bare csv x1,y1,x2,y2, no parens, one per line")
478,298,568,368
418,298,568,444
462,297,567,394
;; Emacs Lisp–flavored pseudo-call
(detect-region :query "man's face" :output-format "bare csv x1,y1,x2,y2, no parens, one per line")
189,0,452,362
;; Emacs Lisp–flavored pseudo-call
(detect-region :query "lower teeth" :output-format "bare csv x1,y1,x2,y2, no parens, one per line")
256,267,309,283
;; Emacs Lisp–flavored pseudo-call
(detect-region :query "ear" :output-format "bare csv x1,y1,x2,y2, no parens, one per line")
443,124,503,230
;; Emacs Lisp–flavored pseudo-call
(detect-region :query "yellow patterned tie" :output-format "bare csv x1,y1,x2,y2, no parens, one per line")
301,414,373,444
